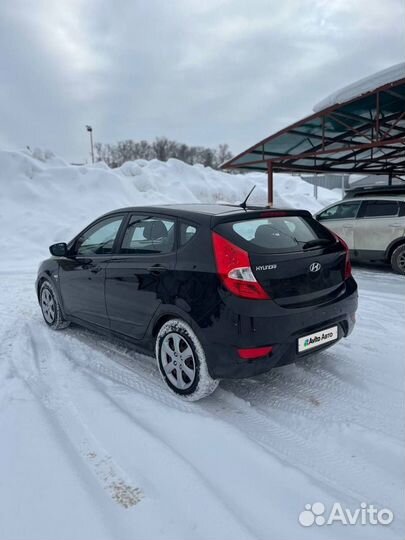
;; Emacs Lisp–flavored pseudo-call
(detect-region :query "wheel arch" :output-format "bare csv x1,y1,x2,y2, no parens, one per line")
36,275,47,300
149,306,201,340
36,271,67,317
385,236,405,261
36,270,56,299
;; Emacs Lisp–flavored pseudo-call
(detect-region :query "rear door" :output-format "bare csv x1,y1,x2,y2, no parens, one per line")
105,213,177,340
316,201,361,248
215,213,346,307
354,199,405,253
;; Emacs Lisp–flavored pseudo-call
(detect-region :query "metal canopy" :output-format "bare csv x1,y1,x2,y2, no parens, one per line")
221,76,405,203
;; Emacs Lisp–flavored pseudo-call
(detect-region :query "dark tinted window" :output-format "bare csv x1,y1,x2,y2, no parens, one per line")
217,215,333,253
76,216,123,255
318,202,361,220
120,215,175,254
179,222,198,247
362,200,399,218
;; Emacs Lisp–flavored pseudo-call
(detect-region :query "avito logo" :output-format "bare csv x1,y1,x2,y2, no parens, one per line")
298,502,394,527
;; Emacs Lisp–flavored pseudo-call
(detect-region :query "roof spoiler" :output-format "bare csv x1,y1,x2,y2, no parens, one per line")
211,208,312,226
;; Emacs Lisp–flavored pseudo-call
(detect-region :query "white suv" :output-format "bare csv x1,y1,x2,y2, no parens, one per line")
314,189,405,275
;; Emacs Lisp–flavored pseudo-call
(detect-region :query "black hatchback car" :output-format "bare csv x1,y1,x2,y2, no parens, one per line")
37,204,358,400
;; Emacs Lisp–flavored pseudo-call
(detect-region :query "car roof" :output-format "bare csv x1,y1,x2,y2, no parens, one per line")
345,185,405,196
105,203,257,215
343,195,405,202
344,186,405,200
102,203,299,221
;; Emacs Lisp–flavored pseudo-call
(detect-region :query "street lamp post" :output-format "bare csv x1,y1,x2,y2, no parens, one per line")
86,125,95,164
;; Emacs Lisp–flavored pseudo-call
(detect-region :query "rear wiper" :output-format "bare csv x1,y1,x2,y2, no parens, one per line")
302,238,332,250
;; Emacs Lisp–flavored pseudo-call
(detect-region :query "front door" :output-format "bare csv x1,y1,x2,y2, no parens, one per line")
59,214,125,327
105,214,177,340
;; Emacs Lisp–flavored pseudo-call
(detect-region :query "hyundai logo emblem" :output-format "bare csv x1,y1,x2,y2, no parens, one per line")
309,262,322,272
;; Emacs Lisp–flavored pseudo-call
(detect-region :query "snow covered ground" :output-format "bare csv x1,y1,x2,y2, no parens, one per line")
0,150,404,539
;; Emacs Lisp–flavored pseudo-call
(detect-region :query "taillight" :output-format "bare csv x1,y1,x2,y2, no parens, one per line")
332,232,352,280
211,232,270,299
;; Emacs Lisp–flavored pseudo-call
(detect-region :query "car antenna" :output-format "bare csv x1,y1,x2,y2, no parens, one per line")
239,185,256,210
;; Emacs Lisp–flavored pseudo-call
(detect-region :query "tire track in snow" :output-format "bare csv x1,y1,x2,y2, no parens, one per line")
60,326,203,415
49,323,404,526
233,355,404,442
10,322,143,510
73,368,260,540
64,334,405,534
22,322,259,540
207,389,404,533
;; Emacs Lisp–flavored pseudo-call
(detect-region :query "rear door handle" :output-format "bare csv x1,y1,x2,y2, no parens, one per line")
148,264,168,274
90,266,103,274
342,226,353,229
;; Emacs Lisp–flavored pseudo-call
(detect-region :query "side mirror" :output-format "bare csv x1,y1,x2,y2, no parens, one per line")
49,242,68,257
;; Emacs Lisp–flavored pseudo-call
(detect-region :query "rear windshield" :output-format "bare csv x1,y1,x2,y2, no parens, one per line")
215,215,334,253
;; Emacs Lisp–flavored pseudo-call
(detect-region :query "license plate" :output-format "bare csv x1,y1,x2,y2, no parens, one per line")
298,325,338,353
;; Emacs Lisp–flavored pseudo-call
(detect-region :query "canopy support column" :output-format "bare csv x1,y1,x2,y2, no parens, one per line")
267,161,274,207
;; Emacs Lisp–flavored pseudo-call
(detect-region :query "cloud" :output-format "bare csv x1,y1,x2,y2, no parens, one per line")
0,0,403,161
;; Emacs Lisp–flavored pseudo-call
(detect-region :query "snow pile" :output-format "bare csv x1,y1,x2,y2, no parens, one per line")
313,62,405,112
0,148,338,268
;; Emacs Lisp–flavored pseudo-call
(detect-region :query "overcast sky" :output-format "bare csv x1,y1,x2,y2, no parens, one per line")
0,0,404,162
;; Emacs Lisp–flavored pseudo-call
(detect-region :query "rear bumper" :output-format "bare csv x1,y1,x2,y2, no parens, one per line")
200,278,358,379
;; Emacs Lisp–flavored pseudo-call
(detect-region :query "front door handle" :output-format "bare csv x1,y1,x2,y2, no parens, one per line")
148,264,168,274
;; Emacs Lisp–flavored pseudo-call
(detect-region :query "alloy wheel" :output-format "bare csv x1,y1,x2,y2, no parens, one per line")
398,251,405,272
160,332,196,390
41,288,56,324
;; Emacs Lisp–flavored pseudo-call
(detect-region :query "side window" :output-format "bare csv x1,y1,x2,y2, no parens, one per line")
120,215,175,254
76,216,124,256
179,222,198,247
362,200,399,218
318,202,361,221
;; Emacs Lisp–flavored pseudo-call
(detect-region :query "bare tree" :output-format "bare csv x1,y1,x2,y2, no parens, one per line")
217,144,233,166
95,137,233,169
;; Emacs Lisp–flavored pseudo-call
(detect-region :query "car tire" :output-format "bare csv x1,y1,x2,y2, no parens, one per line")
39,280,70,330
390,244,405,275
155,319,219,401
